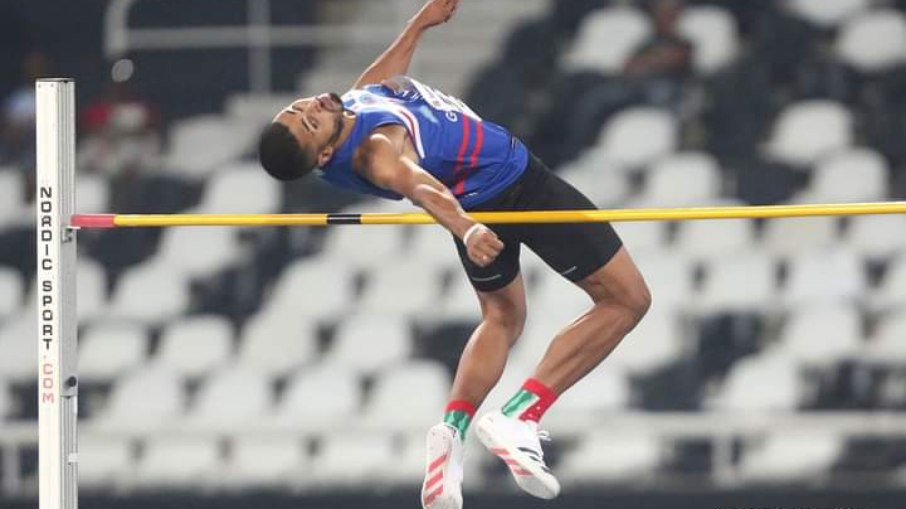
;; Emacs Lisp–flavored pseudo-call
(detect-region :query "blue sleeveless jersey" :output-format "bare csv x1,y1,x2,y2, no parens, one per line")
318,76,528,209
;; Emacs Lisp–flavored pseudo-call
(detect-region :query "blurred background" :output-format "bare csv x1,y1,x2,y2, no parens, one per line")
2,0,906,507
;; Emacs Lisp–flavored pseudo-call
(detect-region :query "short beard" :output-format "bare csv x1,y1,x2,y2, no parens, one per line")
326,110,344,147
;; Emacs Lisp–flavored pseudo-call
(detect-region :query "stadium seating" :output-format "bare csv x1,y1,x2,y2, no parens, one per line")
4,0,906,494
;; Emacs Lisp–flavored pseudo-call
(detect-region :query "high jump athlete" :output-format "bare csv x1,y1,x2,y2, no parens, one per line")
258,1,651,507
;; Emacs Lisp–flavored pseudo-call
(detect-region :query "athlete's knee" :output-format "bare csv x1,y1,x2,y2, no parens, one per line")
479,294,526,343
586,269,651,326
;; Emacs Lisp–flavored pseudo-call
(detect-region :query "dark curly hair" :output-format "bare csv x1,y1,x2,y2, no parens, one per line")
257,122,317,181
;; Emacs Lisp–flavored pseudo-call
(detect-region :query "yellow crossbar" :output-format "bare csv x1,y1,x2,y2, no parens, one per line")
69,201,906,228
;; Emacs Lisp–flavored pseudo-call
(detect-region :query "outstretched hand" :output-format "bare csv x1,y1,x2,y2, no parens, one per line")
410,0,460,29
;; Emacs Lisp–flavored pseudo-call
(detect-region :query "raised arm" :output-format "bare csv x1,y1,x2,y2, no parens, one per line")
353,0,460,89
353,125,503,267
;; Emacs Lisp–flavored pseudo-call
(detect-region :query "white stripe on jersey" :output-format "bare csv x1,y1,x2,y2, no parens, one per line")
384,106,426,159
344,89,426,159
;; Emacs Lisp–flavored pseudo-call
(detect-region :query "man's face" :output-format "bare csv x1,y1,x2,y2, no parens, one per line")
654,0,681,34
273,92,345,166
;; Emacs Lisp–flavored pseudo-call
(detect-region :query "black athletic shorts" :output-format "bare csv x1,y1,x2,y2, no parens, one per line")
453,153,623,292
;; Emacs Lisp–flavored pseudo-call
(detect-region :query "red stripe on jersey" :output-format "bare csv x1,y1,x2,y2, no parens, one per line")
453,116,472,195
456,120,484,195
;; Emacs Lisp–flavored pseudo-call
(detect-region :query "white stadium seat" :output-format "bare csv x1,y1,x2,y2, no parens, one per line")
695,253,777,314
322,313,414,374
133,436,220,489
709,353,803,412
775,304,863,366
564,6,651,74
164,114,257,177
674,218,756,263
596,107,678,168
108,261,189,325
0,312,37,382
606,307,684,376
762,217,839,257
846,214,906,261
78,321,147,382
739,432,844,482
631,254,695,309
558,431,661,483
153,316,234,378
557,154,631,207
637,152,723,206
786,0,871,28
0,170,25,228
781,247,866,307
194,161,280,214
363,360,450,428
77,260,107,322
275,365,361,432
237,309,319,376
437,270,482,322
405,225,463,270
185,366,272,430
556,364,630,413
358,260,443,316
93,367,185,432
764,101,853,167
224,93,297,126
797,148,888,203
224,436,307,489
261,257,356,319
78,433,133,489
678,6,740,73
0,267,22,320
75,174,110,215
321,223,408,268
150,226,240,278
612,222,667,256
306,433,394,488
836,9,906,72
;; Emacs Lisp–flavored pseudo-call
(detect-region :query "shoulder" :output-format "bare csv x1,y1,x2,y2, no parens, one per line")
355,125,406,157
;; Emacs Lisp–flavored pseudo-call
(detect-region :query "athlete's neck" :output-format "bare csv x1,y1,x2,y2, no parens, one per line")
332,110,357,150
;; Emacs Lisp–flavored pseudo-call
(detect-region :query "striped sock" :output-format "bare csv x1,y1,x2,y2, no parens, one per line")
501,378,558,423
442,400,476,438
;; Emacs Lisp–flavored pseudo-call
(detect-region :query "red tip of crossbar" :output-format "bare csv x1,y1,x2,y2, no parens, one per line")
70,214,116,229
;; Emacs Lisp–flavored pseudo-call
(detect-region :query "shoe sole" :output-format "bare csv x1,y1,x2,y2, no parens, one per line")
476,416,560,500
422,426,463,509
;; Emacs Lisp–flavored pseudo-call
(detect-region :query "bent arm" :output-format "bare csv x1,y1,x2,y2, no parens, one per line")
354,128,475,238
353,0,459,89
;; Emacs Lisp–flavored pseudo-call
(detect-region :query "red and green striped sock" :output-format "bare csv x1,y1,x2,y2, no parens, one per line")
501,378,558,423
442,400,476,438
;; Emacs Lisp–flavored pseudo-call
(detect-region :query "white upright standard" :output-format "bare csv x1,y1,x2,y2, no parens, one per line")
35,78,79,509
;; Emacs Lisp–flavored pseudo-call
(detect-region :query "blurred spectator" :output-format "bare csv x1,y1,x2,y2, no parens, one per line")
625,0,693,83
531,0,694,165
78,80,162,176
0,50,51,169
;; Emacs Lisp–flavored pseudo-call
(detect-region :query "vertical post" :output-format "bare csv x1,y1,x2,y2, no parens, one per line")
248,0,272,93
36,78,79,509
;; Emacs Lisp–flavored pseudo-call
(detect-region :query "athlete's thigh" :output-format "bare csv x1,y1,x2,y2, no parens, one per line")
522,168,623,284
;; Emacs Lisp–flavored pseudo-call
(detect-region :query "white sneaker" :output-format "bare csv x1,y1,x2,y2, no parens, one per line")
421,423,464,509
475,410,560,499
